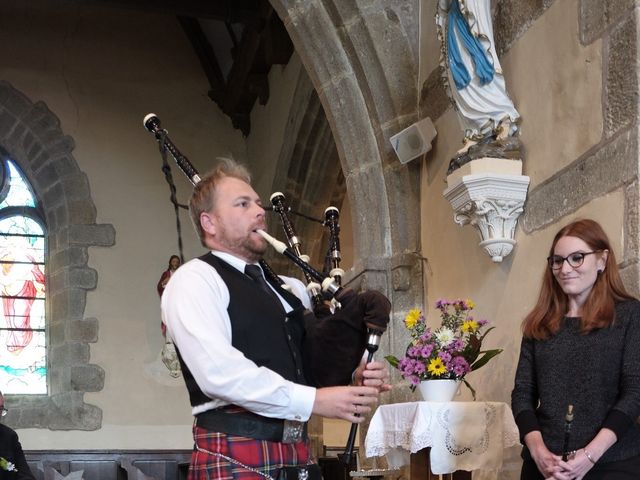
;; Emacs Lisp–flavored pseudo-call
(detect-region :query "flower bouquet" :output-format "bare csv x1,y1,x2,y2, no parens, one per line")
386,298,502,400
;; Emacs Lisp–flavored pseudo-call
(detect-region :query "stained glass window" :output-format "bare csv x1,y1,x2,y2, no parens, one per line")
0,159,46,394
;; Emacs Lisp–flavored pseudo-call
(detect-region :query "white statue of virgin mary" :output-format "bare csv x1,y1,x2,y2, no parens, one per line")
436,0,521,152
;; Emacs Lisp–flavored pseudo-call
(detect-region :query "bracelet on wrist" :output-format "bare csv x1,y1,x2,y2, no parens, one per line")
583,449,597,465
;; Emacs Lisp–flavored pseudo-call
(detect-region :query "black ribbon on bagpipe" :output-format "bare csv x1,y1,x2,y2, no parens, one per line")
155,129,187,265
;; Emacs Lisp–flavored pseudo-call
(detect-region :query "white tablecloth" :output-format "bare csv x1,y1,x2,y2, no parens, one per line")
365,401,520,474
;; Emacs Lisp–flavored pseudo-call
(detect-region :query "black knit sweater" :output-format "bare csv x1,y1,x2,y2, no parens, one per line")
511,300,640,463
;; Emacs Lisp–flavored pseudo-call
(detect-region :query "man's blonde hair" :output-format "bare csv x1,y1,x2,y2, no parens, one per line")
189,158,252,247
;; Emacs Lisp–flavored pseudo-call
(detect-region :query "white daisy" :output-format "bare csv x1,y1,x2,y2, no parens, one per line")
435,327,455,346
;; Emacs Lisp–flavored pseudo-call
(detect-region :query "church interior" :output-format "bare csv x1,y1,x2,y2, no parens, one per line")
0,0,637,479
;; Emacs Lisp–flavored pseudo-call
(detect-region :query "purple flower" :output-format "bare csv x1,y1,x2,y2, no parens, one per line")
478,319,489,326
420,328,433,341
449,356,470,377
438,351,452,363
448,338,465,352
407,346,421,357
420,344,434,358
399,358,412,373
435,299,449,310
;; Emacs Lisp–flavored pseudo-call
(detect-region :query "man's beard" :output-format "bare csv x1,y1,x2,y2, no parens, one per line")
217,230,267,263
242,236,268,262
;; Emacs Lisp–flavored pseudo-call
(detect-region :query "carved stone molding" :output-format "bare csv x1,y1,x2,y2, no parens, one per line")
443,159,530,262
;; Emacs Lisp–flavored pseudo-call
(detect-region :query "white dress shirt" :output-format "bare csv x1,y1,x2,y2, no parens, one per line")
161,251,316,421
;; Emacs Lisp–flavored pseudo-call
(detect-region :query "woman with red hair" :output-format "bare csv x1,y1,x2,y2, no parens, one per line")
512,219,640,479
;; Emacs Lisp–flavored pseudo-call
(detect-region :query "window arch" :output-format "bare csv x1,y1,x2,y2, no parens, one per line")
0,157,47,394
0,82,114,429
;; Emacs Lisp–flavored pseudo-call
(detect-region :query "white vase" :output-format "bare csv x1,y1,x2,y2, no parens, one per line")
417,379,461,402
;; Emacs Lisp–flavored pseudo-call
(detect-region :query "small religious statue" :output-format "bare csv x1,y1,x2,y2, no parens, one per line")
436,0,522,173
157,254,182,377
157,254,181,297
160,340,181,378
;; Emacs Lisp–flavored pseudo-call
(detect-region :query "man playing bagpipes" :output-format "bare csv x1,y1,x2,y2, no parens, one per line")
161,158,391,480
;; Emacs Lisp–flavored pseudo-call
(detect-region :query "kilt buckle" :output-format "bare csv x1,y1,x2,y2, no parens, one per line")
282,419,305,443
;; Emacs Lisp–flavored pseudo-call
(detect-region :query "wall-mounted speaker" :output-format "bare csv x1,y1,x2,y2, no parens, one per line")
390,117,437,164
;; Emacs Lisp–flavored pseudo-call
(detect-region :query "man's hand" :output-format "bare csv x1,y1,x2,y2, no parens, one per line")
312,386,380,423
353,359,391,393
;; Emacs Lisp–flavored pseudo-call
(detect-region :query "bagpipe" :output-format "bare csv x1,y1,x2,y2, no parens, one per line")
144,114,390,461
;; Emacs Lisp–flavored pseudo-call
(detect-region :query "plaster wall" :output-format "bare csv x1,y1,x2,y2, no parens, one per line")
246,53,305,199
421,0,616,400
419,0,623,477
502,0,603,187
0,1,245,448
419,2,443,93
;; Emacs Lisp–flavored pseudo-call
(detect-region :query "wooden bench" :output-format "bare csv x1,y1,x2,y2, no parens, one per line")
24,450,192,480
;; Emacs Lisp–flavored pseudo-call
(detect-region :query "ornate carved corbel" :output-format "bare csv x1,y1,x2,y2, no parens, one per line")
443,159,530,262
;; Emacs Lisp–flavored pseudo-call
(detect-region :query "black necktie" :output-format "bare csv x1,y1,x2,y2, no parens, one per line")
245,264,284,312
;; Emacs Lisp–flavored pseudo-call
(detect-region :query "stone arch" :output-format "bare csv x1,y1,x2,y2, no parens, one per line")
0,81,114,430
270,0,424,402
266,68,345,276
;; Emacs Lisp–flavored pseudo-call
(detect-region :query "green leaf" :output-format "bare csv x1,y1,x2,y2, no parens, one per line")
478,326,496,343
468,334,481,354
462,377,477,401
470,349,503,371
385,355,399,369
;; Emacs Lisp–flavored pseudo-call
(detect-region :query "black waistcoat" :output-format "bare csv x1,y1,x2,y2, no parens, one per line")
177,254,309,408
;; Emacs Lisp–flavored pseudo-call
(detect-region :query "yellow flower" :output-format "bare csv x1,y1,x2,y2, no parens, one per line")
462,320,479,333
466,299,475,309
404,308,422,329
427,357,447,376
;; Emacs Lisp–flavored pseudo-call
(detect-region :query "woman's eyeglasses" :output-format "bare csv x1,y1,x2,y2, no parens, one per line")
547,251,600,270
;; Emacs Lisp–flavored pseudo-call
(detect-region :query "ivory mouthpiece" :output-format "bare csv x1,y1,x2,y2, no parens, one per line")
270,191,285,203
143,113,160,132
565,404,574,422
324,206,339,215
256,229,287,253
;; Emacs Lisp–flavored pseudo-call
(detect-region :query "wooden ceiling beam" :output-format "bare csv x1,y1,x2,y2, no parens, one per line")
264,14,294,65
178,17,225,98
220,7,293,135
92,0,294,136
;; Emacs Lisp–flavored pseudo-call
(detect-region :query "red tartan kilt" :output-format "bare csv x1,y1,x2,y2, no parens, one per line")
189,425,314,480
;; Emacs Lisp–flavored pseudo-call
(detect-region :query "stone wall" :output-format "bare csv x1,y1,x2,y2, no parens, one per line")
416,1,639,478
0,0,244,448
0,82,113,429
270,0,425,400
